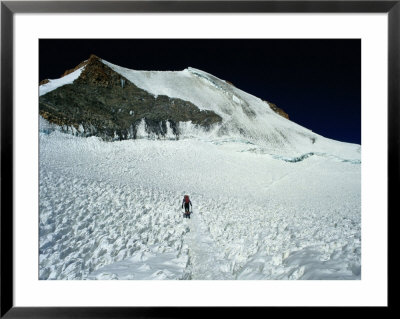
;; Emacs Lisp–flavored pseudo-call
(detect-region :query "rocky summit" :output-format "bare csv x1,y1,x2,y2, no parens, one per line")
39,55,222,141
265,101,289,120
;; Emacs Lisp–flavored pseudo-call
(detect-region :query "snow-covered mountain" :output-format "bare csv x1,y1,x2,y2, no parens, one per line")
39,55,361,281
39,55,360,160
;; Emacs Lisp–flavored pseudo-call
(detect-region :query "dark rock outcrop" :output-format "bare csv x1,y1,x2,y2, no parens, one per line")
39,79,50,85
264,101,289,120
39,55,222,140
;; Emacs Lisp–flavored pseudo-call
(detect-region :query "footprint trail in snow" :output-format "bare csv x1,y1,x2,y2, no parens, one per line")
184,212,234,280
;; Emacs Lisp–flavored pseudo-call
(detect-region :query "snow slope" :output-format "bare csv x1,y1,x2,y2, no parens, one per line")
39,130,361,280
102,59,360,159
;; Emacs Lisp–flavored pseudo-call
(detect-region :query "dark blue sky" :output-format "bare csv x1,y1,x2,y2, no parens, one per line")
40,39,361,144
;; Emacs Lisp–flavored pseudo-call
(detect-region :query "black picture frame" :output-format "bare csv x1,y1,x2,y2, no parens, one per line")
1,0,396,317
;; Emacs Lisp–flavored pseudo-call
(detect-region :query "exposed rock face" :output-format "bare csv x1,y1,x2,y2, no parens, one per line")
39,79,50,85
39,55,222,140
265,101,289,120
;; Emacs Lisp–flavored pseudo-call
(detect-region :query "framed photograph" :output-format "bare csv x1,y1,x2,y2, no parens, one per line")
1,0,395,317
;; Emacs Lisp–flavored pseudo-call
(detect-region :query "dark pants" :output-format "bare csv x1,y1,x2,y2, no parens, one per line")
184,203,190,212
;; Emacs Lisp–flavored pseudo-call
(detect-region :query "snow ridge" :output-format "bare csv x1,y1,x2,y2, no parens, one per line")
39,66,85,96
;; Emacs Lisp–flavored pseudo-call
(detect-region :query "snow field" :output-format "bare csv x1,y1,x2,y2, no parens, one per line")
39,132,360,280
204,202,361,279
39,171,190,280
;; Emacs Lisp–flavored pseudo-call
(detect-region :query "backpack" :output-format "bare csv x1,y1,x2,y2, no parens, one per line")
184,195,190,203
